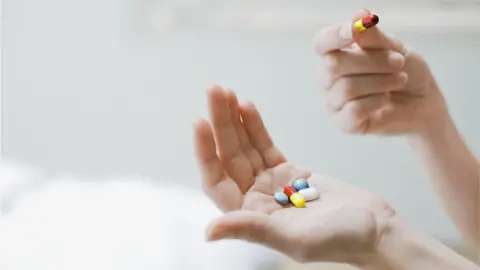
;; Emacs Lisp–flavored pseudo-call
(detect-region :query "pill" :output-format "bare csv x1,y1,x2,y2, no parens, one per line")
289,193,306,208
274,191,289,205
284,186,306,208
283,186,297,197
298,187,319,202
292,179,309,191
353,14,379,32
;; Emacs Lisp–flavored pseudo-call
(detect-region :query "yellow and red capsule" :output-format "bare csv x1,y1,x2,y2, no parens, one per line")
284,186,306,208
353,14,379,32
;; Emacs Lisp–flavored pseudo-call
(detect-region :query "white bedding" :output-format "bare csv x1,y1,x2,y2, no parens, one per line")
0,160,283,270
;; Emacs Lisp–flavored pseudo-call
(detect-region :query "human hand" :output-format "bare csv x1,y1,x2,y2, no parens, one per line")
193,85,396,264
314,9,448,135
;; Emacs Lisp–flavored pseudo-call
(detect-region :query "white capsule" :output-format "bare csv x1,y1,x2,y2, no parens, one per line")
298,187,319,202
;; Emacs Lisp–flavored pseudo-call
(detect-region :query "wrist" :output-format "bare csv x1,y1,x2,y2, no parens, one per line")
353,215,408,270
355,216,479,270
407,105,454,147
408,80,451,142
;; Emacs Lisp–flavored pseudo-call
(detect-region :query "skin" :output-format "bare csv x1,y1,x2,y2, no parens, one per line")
193,85,479,269
193,85,394,264
314,8,479,248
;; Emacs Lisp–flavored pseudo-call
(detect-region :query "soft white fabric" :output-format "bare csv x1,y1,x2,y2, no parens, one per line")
0,160,283,270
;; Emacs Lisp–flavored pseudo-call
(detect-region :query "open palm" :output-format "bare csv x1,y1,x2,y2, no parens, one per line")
193,85,395,263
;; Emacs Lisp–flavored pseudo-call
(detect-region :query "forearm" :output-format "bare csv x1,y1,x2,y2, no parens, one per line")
408,109,479,247
358,217,479,270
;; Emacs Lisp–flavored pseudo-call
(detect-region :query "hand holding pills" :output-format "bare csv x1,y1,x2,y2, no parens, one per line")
274,179,319,208
314,8,448,135
193,85,396,264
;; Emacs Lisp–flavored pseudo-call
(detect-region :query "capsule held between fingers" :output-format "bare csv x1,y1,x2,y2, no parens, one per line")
353,14,379,32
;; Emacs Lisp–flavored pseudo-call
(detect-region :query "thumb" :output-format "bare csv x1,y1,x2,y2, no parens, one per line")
353,8,405,53
206,210,275,245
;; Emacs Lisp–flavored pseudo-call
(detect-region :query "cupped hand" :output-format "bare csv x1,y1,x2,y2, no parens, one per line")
193,85,396,264
314,9,448,135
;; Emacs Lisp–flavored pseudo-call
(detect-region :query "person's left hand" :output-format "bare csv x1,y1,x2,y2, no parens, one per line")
193,85,397,264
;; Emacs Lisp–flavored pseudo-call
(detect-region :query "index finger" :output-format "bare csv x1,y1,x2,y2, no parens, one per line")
313,22,354,55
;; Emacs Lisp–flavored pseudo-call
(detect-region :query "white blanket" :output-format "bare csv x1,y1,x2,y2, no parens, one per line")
0,160,283,270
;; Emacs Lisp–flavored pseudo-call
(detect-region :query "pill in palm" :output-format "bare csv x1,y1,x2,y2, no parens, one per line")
283,186,306,208
298,187,319,202
292,179,309,191
274,191,289,205
289,193,306,208
283,186,296,197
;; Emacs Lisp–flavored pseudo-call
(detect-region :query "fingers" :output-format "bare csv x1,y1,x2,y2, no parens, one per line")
314,8,406,56
325,72,408,111
240,101,287,168
335,94,387,134
352,8,405,53
322,50,405,88
225,89,266,174
207,85,255,193
313,22,354,55
193,118,243,211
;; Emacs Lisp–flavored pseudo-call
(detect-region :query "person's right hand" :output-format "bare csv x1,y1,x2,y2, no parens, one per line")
314,9,448,135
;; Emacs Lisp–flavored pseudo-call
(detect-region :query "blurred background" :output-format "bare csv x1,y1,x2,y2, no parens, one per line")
2,0,480,269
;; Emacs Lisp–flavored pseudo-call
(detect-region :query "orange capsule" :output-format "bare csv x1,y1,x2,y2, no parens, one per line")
353,14,379,32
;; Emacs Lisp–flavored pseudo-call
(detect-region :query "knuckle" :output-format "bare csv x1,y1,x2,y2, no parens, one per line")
337,117,357,134
340,122,357,134
332,78,356,103
322,97,333,111
317,69,332,90
323,91,338,113
341,80,357,100
350,102,365,116
336,104,367,134
324,53,341,76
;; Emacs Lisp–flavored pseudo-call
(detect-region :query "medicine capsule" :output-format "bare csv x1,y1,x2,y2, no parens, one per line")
274,191,289,205
298,187,319,202
283,186,297,197
353,14,379,32
289,193,306,208
284,186,306,208
292,179,309,191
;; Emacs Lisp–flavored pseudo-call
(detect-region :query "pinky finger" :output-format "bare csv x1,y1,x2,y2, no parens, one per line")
336,94,386,134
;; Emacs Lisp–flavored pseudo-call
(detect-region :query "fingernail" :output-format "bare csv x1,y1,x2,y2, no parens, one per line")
388,52,405,69
338,24,352,40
